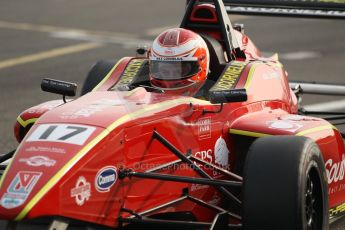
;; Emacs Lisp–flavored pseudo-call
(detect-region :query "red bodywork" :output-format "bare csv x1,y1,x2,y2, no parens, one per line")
1,2,344,228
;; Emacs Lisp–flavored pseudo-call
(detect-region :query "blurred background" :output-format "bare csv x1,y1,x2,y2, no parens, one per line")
0,0,344,228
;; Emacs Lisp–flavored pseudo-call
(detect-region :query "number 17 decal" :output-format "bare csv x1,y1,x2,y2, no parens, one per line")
27,124,96,145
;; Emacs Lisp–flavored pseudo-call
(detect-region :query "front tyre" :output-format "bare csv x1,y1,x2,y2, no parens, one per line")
242,136,329,230
81,60,116,95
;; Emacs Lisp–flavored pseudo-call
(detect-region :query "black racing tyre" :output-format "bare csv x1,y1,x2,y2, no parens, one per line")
81,60,116,95
242,136,329,230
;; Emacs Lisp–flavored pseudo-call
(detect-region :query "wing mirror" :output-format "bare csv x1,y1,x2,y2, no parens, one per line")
203,89,247,115
209,89,247,104
41,78,77,103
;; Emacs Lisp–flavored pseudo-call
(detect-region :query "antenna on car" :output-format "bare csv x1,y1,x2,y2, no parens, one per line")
181,0,246,61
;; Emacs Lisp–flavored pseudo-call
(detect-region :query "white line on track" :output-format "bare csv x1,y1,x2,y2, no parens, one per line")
50,31,152,49
0,42,103,70
145,25,179,36
280,51,321,60
0,18,250,50
0,20,138,39
263,51,321,60
0,20,150,49
0,19,321,69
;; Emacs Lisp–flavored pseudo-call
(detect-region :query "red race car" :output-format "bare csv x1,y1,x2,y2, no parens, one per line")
1,0,345,229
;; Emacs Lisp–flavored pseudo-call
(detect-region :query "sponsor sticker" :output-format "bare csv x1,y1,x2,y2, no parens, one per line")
0,171,42,209
151,56,197,61
210,61,246,91
61,98,124,119
164,49,174,55
214,136,229,168
26,124,95,145
95,166,117,193
25,146,66,154
114,59,145,89
281,115,320,122
190,184,209,192
197,117,211,140
19,156,56,167
326,154,345,184
195,149,213,163
61,106,104,119
330,202,345,218
70,176,91,206
27,100,63,114
267,120,302,132
262,71,280,80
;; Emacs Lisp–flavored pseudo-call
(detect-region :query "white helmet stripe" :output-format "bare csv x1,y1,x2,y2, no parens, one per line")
152,39,199,58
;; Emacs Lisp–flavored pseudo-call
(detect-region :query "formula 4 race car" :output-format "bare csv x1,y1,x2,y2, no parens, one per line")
1,0,345,229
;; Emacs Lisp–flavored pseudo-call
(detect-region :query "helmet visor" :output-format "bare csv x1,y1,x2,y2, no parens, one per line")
150,60,200,81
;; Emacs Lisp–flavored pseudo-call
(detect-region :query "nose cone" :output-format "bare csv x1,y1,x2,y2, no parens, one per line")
0,89,206,224
0,123,108,220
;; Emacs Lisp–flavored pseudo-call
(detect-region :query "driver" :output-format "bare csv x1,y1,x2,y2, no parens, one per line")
149,28,209,96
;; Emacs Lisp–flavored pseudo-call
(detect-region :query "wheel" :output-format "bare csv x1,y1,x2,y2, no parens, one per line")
242,136,329,230
81,60,116,95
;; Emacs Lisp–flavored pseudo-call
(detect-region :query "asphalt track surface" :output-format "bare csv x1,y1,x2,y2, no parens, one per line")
0,0,344,229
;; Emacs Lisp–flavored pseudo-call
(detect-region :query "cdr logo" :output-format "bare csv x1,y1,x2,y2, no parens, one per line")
325,154,345,184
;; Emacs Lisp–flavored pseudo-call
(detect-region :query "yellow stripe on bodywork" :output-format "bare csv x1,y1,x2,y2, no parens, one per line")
0,141,26,189
242,61,283,90
15,129,110,220
92,57,128,92
330,202,345,218
0,155,15,188
229,129,271,138
296,125,337,136
243,64,259,89
17,116,38,128
15,97,211,220
124,86,144,97
0,117,38,188
209,61,247,91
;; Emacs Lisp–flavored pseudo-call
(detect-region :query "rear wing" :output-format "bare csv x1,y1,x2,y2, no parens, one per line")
198,0,345,19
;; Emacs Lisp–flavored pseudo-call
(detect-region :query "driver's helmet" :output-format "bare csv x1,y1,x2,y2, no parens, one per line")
149,28,209,96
